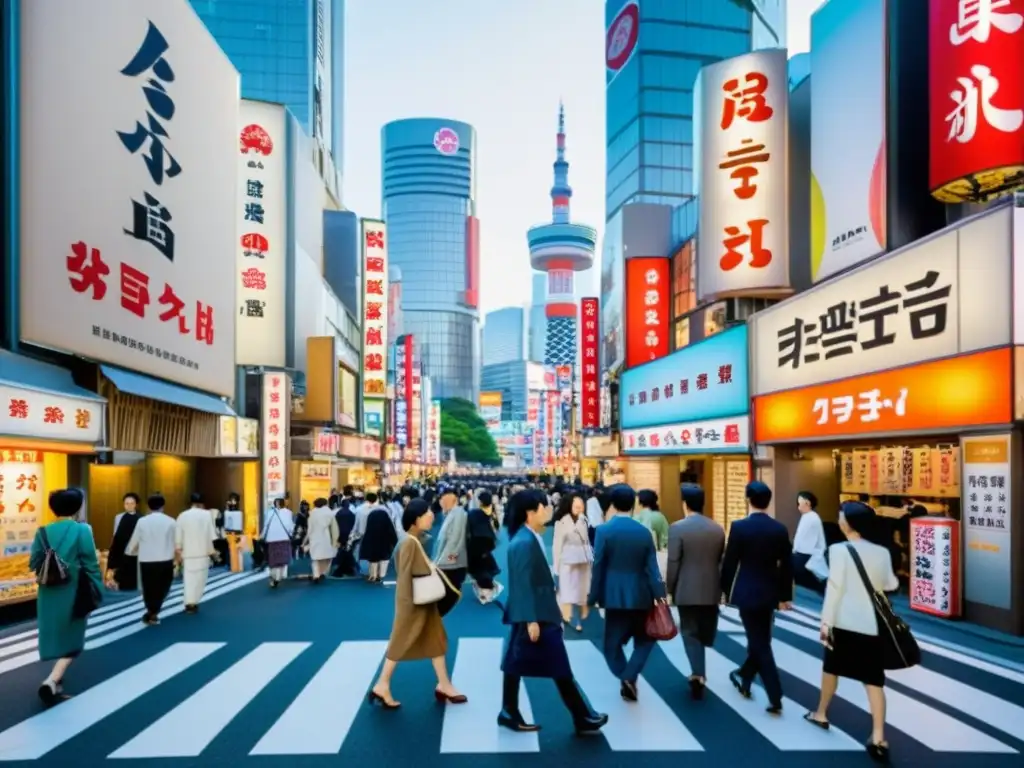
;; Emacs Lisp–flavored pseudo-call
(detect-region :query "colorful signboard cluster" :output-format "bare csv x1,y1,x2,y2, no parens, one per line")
580,297,600,429
237,101,286,367
361,220,389,398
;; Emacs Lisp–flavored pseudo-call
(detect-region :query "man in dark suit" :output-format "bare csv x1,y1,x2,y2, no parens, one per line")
666,483,725,700
720,481,793,714
588,484,665,702
499,490,607,734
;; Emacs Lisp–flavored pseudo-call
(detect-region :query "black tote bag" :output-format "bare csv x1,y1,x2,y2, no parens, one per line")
846,544,920,670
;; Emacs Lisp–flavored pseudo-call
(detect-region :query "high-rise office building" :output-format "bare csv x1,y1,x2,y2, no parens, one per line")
528,273,547,363
381,119,480,403
482,307,527,367
190,0,344,170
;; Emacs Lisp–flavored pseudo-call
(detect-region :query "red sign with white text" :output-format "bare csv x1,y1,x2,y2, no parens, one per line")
929,0,1024,202
625,258,670,369
580,297,600,429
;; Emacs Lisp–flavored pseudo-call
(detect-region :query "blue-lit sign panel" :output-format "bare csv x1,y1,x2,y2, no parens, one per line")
619,325,749,430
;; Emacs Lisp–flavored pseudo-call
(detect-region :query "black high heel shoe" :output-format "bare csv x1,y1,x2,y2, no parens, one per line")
366,690,401,709
866,741,890,763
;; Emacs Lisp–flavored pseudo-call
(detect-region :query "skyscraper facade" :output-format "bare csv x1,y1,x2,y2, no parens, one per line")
527,273,547,362
482,307,527,367
382,119,480,403
189,0,344,170
526,104,597,366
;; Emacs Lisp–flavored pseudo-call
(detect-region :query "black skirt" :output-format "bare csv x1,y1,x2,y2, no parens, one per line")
823,627,886,687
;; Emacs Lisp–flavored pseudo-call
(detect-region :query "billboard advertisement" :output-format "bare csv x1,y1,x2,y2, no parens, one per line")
363,398,385,438
606,0,640,87
360,220,389,398
479,391,502,427
18,3,239,396
624,258,670,369
929,0,1024,203
697,49,789,301
622,415,750,456
620,326,749,430
580,297,600,429
810,0,887,281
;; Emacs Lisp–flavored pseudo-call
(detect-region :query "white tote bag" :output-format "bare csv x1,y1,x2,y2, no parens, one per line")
410,537,446,605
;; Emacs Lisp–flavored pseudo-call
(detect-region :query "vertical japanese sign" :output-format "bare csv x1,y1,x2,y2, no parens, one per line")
261,373,291,508
19,4,238,397
427,399,441,464
580,297,600,429
527,392,541,427
361,220,389,398
410,351,423,460
697,48,789,300
929,0,1024,203
404,335,415,453
909,517,961,618
394,337,409,448
624,258,670,368
961,434,1013,610
237,101,286,366
0,450,45,606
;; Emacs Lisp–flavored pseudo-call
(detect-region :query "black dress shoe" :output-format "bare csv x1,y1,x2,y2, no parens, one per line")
766,703,783,715
688,678,705,700
497,710,540,732
729,670,752,699
574,713,609,734
620,680,638,701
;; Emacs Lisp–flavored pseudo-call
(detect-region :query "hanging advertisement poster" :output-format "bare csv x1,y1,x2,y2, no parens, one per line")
961,434,1013,611
909,517,961,618
361,220,389,398
261,373,291,507
580,297,601,428
624,258,670,368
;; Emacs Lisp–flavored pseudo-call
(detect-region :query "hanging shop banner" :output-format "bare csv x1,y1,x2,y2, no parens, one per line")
622,415,750,456
929,0,1024,203
360,220,389,398
237,100,287,366
427,399,441,464
18,2,239,397
753,347,1012,443
0,385,105,445
750,206,1011,396
961,434,1013,611
624,258,670,368
620,325,748,430
697,48,789,300
909,517,962,619
261,372,291,506
580,297,600,429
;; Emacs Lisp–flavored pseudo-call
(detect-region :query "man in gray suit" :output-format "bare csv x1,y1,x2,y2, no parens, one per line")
433,487,468,590
666,483,725,700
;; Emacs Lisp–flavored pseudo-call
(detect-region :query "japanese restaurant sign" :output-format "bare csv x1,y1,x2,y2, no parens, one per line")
929,0,1024,203
261,373,291,506
620,326,748,430
1,386,105,445
360,219,389,398
580,297,601,429
18,3,238,398
753,347,1012,443
624,258,670,368
427,399,441,464
750,206,1011,396
961,434,1013,610
622,416,750,456
697,48,789,300
909,517,961,618
237,100,286,367
0,449,46,606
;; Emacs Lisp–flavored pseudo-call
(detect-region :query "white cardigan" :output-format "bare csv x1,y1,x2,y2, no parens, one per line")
553,514,592,571
821,540,899,635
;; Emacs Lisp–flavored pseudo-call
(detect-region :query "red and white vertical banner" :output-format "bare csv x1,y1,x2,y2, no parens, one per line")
261,372,291,508
427,399,441,464
404,335,415,451
624,258,670,368
360,219,389,398
580,297,600,428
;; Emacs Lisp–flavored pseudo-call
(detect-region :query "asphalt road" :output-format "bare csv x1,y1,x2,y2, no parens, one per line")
0,536,1022,767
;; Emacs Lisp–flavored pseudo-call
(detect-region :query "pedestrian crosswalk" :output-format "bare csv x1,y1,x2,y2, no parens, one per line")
0,570,265,677
0,623,1021,760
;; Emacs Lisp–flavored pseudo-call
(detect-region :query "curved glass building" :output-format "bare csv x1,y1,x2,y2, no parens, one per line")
382,118,480,402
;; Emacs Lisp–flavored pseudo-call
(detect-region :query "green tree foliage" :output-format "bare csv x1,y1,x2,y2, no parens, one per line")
439,398,501,466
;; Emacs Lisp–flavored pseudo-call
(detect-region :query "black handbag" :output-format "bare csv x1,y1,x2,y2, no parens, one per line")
434,568,461,618
845,544,920,670
73,524,102,619
35,528,70,587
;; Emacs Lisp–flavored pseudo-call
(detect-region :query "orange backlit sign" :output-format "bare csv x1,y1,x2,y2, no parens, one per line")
753,348,1012,443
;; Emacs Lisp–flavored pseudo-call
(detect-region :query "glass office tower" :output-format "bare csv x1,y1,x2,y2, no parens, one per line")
382,119,480,403
482,307,527,367
190,0,345,167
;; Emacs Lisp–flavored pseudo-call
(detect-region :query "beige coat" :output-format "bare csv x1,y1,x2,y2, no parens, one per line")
386,535,447,661
305,506,339,561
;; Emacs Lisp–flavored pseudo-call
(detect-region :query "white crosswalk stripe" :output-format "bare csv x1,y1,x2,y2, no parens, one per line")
0,571,266,677
0,630,1020,759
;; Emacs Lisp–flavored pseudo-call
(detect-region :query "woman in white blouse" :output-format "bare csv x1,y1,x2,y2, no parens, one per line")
552,493,593,632
805,501,898,763
303,497,339,583
792,491,828,593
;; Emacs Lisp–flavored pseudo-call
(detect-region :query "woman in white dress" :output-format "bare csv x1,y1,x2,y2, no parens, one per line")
552,492,593,632
304,497,339,583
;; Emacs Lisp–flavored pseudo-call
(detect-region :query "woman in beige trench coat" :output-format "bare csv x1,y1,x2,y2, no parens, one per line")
368,499,466,709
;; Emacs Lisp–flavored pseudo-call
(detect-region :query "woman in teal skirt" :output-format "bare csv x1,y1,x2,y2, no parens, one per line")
29,487,104,706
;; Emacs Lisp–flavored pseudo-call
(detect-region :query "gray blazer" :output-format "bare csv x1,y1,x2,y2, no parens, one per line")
433,506,468,570
666,514,725,606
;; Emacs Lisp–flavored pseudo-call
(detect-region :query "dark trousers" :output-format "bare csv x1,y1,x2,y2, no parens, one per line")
502,673,591,722
792,553,826,594
737,608,784,706
139,560,174,616
441,567,467,591
113,556,139,591
603,608,656,683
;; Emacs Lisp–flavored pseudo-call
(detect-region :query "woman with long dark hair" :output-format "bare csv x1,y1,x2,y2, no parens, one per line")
552,492,592,631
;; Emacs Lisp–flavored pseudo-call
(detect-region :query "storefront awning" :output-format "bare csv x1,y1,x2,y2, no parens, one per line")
0,350,105,403
100,365,236,417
